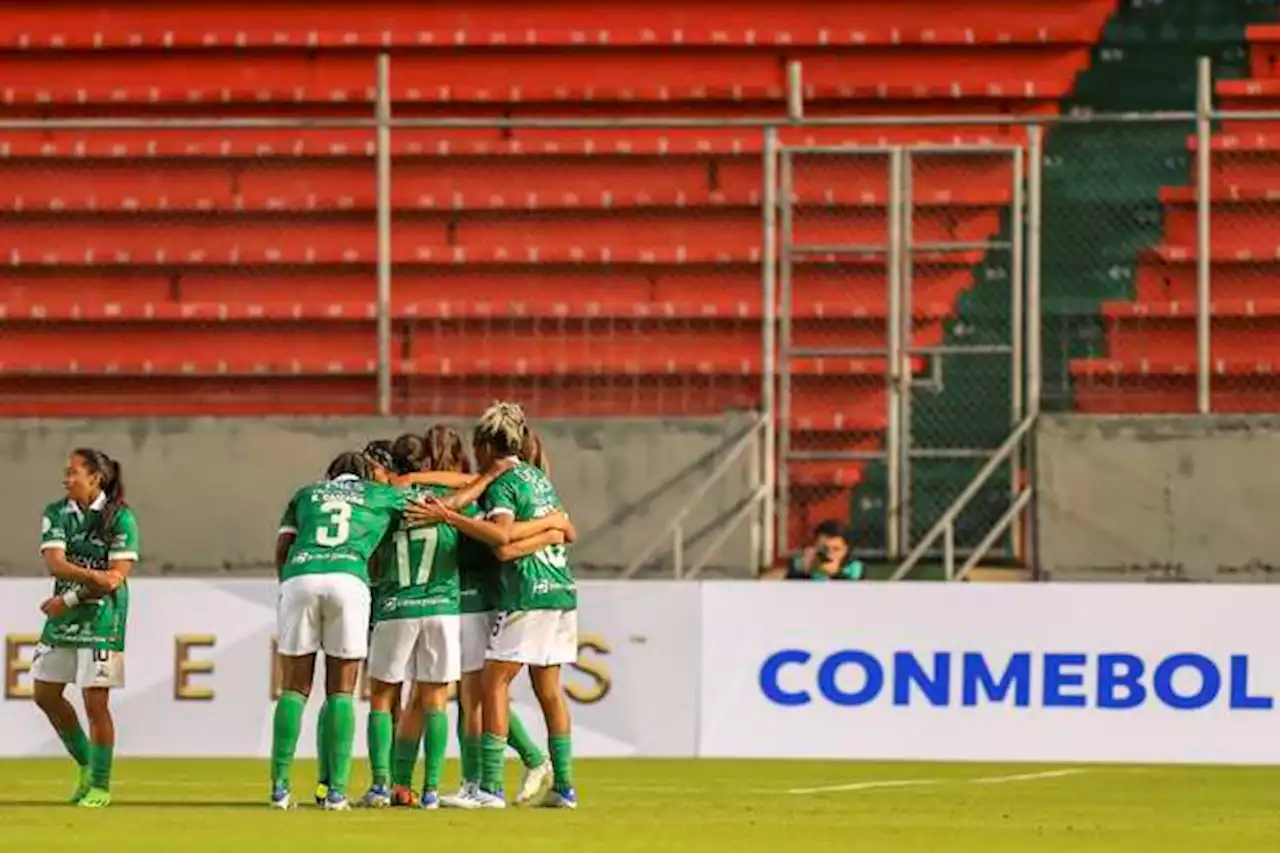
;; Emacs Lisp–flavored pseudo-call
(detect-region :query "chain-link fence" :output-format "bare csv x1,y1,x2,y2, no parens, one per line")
0,126,381,416
1043,120,1200,416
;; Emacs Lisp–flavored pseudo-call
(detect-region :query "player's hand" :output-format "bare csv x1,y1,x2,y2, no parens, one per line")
405,497,449,525
547,510,572,531
103,571,125,591
40,596,66,617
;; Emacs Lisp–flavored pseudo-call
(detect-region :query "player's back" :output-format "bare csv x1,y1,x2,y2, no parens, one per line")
484,462,576,611
370,483,474,619
282,476,405,583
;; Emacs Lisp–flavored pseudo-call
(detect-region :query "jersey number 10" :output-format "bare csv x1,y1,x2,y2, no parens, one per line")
394,527,439,588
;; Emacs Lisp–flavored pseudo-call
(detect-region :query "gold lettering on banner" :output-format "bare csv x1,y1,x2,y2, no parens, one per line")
4,635,39,700
174,635,216,701
566,633,612,705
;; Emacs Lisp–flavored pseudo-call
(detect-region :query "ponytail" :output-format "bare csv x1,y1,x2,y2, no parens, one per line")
423,424,470,473
72,447,126,540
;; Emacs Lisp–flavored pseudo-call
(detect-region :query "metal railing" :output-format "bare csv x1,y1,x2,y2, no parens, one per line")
621,415,770,579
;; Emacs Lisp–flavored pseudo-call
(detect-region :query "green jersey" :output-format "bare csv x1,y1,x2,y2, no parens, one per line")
371,483,475,621
482,462,576,612
459,533,499,615
39,494,140,652
278,474,408,584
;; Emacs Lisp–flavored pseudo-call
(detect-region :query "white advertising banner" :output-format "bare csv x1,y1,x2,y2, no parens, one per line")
699,583,1280,764
0,580,699,758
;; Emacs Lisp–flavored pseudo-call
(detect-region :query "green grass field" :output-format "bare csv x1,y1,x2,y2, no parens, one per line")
2,758,1278,852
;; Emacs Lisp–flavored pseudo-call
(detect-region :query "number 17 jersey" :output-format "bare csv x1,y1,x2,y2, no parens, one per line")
278,475,408,584
371,483,476,622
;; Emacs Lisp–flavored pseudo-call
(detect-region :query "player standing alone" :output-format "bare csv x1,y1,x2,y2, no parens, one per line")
270,451,410,811
33,448,138,809
423,403,579,809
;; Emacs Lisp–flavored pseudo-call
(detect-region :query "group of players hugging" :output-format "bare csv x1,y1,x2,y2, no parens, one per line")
29,402,579,811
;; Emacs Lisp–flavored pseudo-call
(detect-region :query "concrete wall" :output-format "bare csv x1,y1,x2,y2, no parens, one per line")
0,416,762,577
1035,415,1280,583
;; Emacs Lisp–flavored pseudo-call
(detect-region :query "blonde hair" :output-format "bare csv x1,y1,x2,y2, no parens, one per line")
474,401,528,457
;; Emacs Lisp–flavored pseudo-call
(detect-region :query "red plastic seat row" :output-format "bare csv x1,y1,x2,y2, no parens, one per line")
0,73,1072,107
0,127,1029,160
0,171,1014,212
0,1,1116,49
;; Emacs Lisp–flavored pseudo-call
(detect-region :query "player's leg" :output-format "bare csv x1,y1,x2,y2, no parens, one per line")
529,610,578,808
390,683,424,805
478,610,540,807
364,618,415,807
271,574,322,809
31,648,91,804
440,611,489,807
317,574,372,811
510,703,551,805
75,649,124,809
414,614,461,809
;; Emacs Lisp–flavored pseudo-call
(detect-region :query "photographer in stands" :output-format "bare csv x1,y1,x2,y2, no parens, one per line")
763,520,865,581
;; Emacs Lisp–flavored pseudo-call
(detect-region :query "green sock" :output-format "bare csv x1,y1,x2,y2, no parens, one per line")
422,710,448,792
367,710,393,788
548,733,573,791
325,694,357,797
271,689,307,788
462,733,483,785
57,723,90,767
88,742,114,791
316,700,331,785
392,734,419,788
480,732,507,794
508,710,546,769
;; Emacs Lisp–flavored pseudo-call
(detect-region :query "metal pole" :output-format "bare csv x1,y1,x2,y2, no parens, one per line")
1009,144,1026,561
778,150,795,559
1027,126,1044,418
1195,56,1213,414
375,53,393,416
886,149,905,558
787,62,805,122
761,128,780,569
673,526,684,579
1026,125,1044,574
899,151,916,552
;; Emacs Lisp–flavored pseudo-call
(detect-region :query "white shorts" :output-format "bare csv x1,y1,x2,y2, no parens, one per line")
461,611,497,675
366,615,461,684
31,645,124,689
277,573,371,660
487,609,579,667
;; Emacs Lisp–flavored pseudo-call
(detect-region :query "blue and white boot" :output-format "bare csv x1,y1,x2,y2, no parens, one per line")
539,786,578,809
270,784,293,810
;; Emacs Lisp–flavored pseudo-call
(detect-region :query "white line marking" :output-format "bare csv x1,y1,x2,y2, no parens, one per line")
970,769,1088,785
787,778,939,795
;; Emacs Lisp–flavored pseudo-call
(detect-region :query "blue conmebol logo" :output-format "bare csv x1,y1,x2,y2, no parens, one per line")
758,649,1275,711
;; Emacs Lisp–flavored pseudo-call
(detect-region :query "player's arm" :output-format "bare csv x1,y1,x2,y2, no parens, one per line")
509,511,575,542
494,529,565,563
41,548,112,590
275,493,299,577
393,471,473,489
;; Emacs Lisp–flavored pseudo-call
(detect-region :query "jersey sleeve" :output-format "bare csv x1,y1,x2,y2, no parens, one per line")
40,503,67,553
108,508,141,562
482,477,519,519
278,492,300,536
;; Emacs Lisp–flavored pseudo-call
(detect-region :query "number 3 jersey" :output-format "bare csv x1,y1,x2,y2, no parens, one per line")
369,483,478,622
277,474,408,584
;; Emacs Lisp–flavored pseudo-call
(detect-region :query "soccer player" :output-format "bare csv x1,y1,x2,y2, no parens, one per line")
420,403,579,809
363,430,509,810
270,450,409,811
32,448,138,809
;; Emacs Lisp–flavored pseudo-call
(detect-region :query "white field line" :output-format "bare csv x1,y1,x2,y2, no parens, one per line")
969,769,1089,785
787,778,940,795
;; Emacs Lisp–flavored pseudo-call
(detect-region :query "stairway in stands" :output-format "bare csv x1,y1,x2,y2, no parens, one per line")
1064,0,1280,413
0,1,1116,552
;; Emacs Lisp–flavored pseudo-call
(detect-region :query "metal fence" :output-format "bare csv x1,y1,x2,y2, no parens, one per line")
3,54,1279,571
